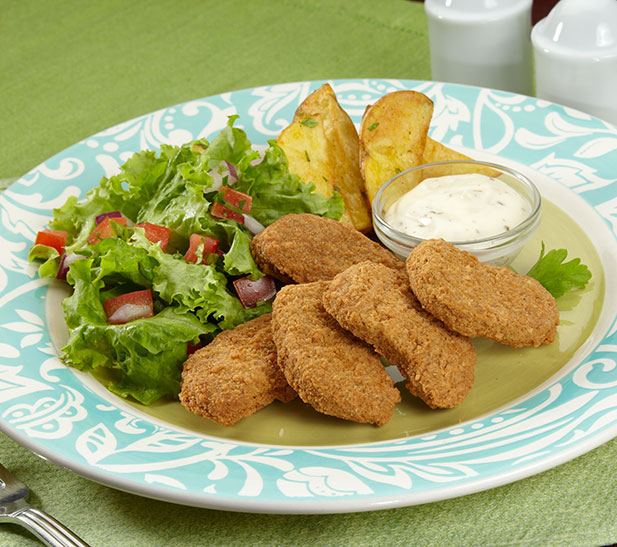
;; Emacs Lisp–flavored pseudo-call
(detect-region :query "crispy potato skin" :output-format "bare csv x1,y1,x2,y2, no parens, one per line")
249,212,405,284
323,262,476,409
272,281,400,426
277,83,372,232
406,239,559,348
359,91,434,205
179,314,295,427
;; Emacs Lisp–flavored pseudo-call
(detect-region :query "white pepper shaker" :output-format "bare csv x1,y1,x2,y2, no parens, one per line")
424,0,533,95
531,0,617,125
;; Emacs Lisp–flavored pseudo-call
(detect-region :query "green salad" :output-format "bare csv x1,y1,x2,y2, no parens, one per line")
29,117,344,404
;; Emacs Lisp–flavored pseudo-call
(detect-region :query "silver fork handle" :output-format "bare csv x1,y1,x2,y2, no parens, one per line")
1,506,90,547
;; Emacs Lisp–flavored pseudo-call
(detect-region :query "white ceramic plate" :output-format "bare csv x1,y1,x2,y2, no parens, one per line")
1,79,616,514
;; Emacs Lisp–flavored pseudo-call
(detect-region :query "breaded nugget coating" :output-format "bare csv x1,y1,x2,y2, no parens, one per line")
406,239,559,348
250,213,404,283
271,281,400,426
322,262,475,409
180,314,295,427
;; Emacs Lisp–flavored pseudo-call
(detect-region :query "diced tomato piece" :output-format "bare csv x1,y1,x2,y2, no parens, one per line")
233,275,277,309
88,217,128,245
103,289,154,325
210,202,245,223
184,233,219,264
211,187,252,224
221,187,252,212
135,222,171,250
34,229,68,255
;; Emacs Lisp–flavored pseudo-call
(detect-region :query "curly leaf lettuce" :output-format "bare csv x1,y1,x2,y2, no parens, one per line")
130,231,269,328
63,258,205,404
62,233,269,404
33,116,343,404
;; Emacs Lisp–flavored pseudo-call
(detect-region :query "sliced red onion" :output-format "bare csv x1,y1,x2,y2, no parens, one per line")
233,275,277,309
225,161,238,183
250,144,267,166
95,211,123,225
107,303,154,325
56,252,84,281
242,214,265,235
208,168,224,190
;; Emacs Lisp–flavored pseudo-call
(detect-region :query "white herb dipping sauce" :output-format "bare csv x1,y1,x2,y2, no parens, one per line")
384,173,531,241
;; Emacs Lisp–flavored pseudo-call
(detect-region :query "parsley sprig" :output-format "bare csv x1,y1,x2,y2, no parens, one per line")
526,242,592,298
300,118,318,128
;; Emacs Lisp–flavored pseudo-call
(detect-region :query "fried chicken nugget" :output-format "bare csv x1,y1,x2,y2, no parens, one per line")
179,313,296,427
406,239,559,348
272,281,400,426
250,213,404,283
322,262,475,409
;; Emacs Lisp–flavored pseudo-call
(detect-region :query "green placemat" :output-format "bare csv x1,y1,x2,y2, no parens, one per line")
2,1,617,546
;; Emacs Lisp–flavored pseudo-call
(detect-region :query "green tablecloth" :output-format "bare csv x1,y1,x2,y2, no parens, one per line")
2,1,616,545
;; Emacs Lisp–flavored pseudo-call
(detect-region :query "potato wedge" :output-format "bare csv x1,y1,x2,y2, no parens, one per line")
276,84,372,232
359,91,434,205
423,137,499,178
423,137,471,164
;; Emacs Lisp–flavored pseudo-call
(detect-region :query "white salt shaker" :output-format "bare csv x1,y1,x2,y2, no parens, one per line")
531,0,617,125
424,0,533,95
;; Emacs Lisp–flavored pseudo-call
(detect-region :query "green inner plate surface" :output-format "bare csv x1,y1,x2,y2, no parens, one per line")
51,200,604,446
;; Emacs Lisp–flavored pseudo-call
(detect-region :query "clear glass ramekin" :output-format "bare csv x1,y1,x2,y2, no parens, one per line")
372,160,542,267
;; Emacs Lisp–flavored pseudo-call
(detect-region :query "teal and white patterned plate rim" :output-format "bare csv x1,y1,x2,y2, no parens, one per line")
1,79,617,514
